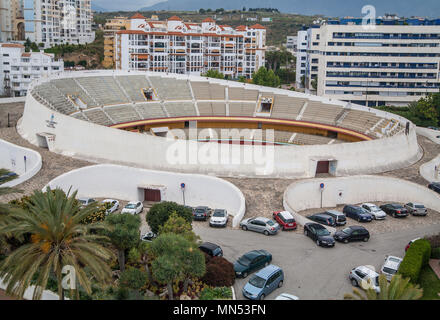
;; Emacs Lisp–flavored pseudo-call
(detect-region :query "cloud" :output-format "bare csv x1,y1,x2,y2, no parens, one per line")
93,0,167,11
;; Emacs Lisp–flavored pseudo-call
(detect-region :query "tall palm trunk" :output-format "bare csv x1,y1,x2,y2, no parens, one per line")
56,270,64,300
167,282,174,300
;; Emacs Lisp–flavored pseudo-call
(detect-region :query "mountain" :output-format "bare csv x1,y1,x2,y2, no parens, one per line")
140,0,440,18
91,3,110,12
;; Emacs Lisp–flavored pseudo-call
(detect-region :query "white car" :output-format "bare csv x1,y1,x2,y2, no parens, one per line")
349,265,380,293
380,256,403,281
361,203,387,220
275,293,299,300
121,201,143,215
78,198,96,208
141,231,157,242
209,209,228,227
101,199,119,215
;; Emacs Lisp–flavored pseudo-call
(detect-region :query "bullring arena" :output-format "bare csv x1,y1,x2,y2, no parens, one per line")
1,70,440,299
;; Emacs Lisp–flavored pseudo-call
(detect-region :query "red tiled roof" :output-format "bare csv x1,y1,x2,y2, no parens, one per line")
250,24,266,29
168,16,182,21
235,25,247,31
202,18,215,23
130,13,146,20
1,43,24,48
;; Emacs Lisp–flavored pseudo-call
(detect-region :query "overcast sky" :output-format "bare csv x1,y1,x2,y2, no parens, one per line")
93,0,166,11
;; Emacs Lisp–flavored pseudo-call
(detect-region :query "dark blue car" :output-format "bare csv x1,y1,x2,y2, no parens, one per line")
343,205,373,222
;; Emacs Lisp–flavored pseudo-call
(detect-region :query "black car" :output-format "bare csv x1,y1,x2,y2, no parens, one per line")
343,205,373,222
428,182,440,194
193,206,211,221
334,226,370,243
304,223,335,247
379,204,408,218
307,213,336,227
199,242,223,257
234,250,272,278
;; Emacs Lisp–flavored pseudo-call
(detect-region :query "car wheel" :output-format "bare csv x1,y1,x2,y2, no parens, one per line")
363,237,369,242
278,280,283,288
304,230,308,236
260,294,265,300
242,272,248,278
316,240,320,246
351,279,358,287
344,239,349,244
242,225,248,231
358,217,361,222
264,230,269,236
393,213,397,218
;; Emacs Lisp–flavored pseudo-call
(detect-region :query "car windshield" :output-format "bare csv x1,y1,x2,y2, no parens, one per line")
284,218,294,223
316,228,330,236
370,206,380,212
342,227,352,234
415,205,425,209
79,200,87,205
266,220,275,226
125,204,136,209
195,209,205,213
249,275,266,288
213,211,225,217
392,204,403,209
382,267,397,275
237,256,251,266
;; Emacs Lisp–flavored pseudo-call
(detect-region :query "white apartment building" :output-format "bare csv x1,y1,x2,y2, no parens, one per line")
0,0,25,42
0,43,63,97
286,36,297,52
115,14,267,79
295,30,308,88
301,21,440,106
23,0,94,48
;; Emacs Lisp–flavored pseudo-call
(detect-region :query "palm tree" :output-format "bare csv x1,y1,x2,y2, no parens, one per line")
0,188,115,300
344,274,423,300
0,187,22,255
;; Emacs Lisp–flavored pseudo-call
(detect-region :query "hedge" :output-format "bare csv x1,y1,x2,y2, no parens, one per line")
398,239,432,283
432,247,440,259
199,286,233,300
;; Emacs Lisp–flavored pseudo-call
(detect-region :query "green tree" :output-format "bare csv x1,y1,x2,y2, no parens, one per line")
119,267,147,291
311,76,318,90
104,213,140,272
344,274,423,300
238,76,247,83
252,67,280,88
146,201,192,234
203,69,225,80
0,188,114,300
158,212,200,243
0,187,22,255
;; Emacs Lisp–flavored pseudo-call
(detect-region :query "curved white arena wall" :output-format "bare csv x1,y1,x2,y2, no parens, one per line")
44,164,246,227
18,71,422,179
284,175,440,214
0,138,42,187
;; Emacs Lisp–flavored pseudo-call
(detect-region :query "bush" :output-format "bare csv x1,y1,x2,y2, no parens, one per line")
199,286,232,300
119,267,148,291
146,201,193,234
201,256,235,287
398,239,431,283
431,247,440,259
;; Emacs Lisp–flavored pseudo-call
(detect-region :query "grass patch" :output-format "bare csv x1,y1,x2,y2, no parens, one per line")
419,264,440,300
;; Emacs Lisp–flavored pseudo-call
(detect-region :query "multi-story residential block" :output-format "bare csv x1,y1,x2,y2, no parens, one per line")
295,30,308,88
23,0,94,48
115,14,267,79
0,0,25,42
103,17,131,68
0,43,63,97
300,18,440,106
286,36,297,52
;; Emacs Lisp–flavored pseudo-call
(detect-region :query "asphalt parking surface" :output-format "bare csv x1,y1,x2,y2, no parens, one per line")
193,223,440,300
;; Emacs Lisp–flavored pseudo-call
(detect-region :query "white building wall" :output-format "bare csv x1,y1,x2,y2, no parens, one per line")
295,31,308,87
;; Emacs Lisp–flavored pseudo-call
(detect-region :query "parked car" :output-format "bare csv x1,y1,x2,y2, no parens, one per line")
379,204,408,218
307,213,336,227
349,266,380,293
404,202,428,216
240,217,280,236
242,265,284,300
428,182,440,194
361,203,387,220
78,198,96,208
121,201,143,215
234,250,272,278
323,210,346,226
428,126,440,131
140,231,157,242
303,223,335,247
193,206,211,221
101,199,119,215
209,209,228,227
343,205,373,222
405,238,421,252
272,211,297,230
380,256,403,281
198,242,223,257
334,226,370,243
275,293,299,300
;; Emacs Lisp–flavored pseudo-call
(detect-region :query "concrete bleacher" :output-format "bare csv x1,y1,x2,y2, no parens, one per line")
52,78,97,108
228,87,259,101
301,101,343,125
83,108,114,126
134,103,166,119
104,105,141,123
292,133,336,145
116,75,150,102
76,77,129,106
33,83,78,115
149,77,193,100
271,95,305,120
71,112,88,122
197,102,226,116
339,109,382,134
190,82,226,100
164,102,197,117
229,102,256,117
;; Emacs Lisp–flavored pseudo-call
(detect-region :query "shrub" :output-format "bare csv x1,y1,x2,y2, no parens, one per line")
199,286,233,300
119,267,148,291
81,204,106,224
201,256,235,287
146,201,192,234
398,239,431,283
431,247,440,259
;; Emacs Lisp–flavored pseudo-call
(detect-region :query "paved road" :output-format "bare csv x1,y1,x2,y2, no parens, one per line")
194,223,440,300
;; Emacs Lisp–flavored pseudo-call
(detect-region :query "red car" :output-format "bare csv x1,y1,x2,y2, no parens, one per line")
272,211,297,230
405,238,421,251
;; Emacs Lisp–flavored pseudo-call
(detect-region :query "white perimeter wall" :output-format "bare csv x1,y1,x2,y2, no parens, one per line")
44,164,246,228
284,175,440,214
0,138,42,187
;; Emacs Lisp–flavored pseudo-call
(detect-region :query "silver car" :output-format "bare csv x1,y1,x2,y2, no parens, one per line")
380,255,403,281
240,217,280,236
361,203,387,220
349,266,380,293
404,203,428,216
